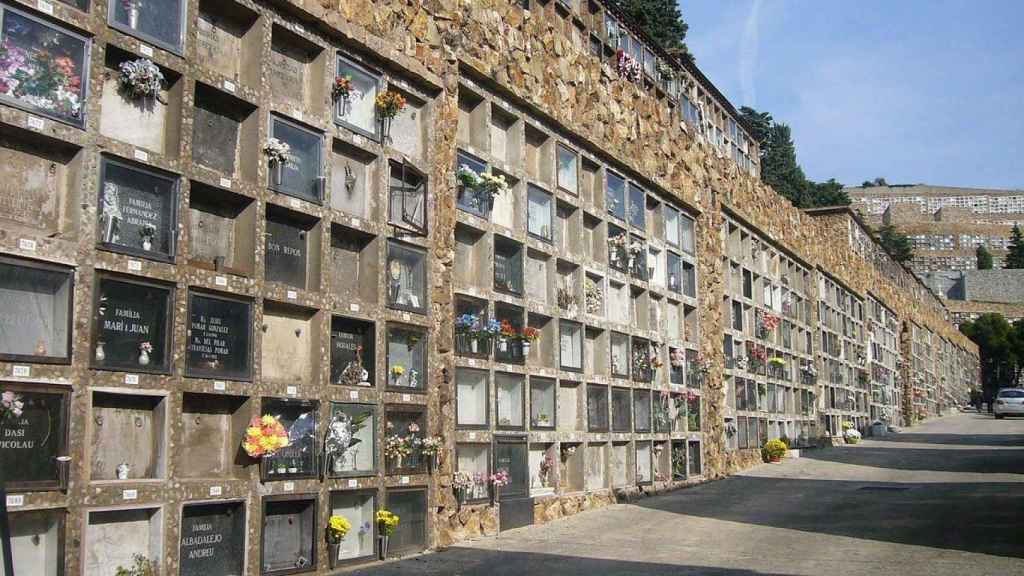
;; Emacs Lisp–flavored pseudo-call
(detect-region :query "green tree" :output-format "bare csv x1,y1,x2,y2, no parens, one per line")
960,314,1024,396
739,106,849,208
1005,224,1024,269
761,122,809,207
738,106,772,159
876,224,914,263
616,0,691,59
807,178,851,208
976,245,994,270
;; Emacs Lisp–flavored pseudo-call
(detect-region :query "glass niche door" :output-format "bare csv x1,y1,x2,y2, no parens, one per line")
492,437,528,499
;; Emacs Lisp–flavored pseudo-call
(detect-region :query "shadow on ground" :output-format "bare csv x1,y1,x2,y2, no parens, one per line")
346,548,791,576
800,445,1024,474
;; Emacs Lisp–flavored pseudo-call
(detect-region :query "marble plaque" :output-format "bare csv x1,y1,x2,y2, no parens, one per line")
0,385,67,490
180,502,245,576
187,293,252,380
264,217,307,289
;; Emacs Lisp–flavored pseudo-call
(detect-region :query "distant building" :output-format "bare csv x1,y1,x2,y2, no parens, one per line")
847,184,1024,324
847,184,1024,273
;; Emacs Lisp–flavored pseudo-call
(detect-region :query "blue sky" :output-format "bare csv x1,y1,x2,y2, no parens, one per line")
682,1,1024,190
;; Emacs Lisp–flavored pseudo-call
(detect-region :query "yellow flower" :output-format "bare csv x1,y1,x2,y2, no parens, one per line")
246,426,262,438
328,515,351,538
391,365,405,376
242,441,257,455
261,414,277,426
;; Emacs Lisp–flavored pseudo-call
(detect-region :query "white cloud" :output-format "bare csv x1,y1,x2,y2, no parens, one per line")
739,0,763,106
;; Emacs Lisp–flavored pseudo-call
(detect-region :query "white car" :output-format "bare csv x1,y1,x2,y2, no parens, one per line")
994,388,1024,419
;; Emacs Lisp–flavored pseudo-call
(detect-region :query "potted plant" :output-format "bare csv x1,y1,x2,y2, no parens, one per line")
761,438,788,463
383,433,410,470
456,165,509,213
376,509,400,560
115,554,154,576
325,514,351,569
420,436,442,472
117,57,164,102
332,75,353,116
519,326,541,357
375,90,406,142
263,138,293,187
452,471,473,508
489,468,510,504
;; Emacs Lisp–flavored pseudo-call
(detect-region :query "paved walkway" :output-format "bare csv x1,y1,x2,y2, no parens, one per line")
349,413,1024,576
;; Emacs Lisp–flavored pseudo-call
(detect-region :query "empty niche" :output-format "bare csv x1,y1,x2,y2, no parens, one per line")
585,327,608,377
330,139,378,219
388,86,427,160
196,0,260,87
187,182,256,276
559,442,584,492
456,86,487,151
524,124,553,185
583,213,604,263
0,257,73,363
523,313,552,368
0,126,83,238
261,301,321,385
328,223,378,304
524,249,551,304
180,502,246,576
90,391,167,481
264,205,322,292
631,288,649,331
584,443,607,490
7,509,65,574
654,440,671,481
261,496,317,575
580,157,601,210
99,46,183,156
490,103,521,166
556,383,580,432
555,202,582,255
610,443,629,487
179,392,249,479
85,507,163,576
268,24,326,113
192,83,258,181
608,280,630,326
453,223,488,290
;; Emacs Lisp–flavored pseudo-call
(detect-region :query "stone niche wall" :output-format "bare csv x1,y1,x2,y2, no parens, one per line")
0,0,979,574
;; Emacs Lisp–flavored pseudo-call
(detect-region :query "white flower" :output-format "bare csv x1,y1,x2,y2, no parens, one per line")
118,58,164,99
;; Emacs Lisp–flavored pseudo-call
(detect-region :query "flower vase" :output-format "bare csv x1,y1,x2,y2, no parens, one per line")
142,238,152,251
470,338,479,354
378,535,390,560
328,542,341,569
521,341,531,357
271,160,284,187
116,462,130,480
276,464,287,475
95,342,106,362
498,337,508,352
138,350,150,366
127,2,140,29
381,117,393,144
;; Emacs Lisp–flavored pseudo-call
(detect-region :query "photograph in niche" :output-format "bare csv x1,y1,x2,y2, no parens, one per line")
0,384,69,491
0,6,89,126
261,400,318,480
0,258,72,363
98,157,178,261
94,277,172,372
325,403,375,477
186,292,252,380
386,241,426,312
